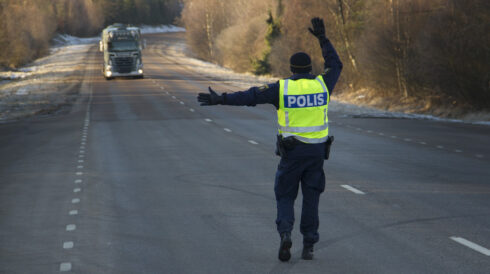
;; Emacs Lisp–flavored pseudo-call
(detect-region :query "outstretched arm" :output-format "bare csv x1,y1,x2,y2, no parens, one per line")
309,18,343,94
198,83,280,109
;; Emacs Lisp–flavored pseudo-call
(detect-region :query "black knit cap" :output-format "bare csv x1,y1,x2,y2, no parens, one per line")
290,52,312,73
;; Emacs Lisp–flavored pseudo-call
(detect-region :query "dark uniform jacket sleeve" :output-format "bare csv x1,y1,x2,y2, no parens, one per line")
222,82,280,109
318,36,343,94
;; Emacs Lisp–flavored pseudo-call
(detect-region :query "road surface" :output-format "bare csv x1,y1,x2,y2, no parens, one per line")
1,33,489,273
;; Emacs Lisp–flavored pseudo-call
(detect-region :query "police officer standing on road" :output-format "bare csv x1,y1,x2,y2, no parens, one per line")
197,18,342,261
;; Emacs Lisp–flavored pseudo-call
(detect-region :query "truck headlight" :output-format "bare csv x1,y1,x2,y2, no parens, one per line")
106,71,112,77
138,69,143,74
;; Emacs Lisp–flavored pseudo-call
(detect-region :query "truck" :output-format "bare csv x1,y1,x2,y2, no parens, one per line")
99,24,145,80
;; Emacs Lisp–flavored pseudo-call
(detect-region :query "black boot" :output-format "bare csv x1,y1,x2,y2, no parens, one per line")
301,244,314,260
278,233,292,262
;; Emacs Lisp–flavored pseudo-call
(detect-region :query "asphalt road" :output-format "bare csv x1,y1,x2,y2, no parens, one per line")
1,33,489,273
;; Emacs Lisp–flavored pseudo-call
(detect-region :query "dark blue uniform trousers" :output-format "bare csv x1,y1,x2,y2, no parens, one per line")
274,155,325,245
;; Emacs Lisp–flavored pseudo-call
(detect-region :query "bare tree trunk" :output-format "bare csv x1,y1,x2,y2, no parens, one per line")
390,0,408,97
205,8,214,59
336,0,358,74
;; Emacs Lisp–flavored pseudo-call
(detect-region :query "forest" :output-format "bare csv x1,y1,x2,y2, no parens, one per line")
181,0,490,112
0,0,180,69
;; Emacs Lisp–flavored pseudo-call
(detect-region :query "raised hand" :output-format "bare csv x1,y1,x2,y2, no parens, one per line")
308,17,325,39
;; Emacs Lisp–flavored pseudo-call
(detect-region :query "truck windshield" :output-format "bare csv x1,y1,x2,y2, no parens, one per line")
108,41,138,51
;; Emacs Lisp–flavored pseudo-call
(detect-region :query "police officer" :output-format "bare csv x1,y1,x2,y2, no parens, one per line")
197,17,342,261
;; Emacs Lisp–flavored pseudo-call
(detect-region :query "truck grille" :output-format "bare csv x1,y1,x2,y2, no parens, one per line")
114,57,134,73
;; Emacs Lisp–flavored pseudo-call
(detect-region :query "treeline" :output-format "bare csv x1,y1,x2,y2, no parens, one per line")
181,0,490,110
0,0,181,68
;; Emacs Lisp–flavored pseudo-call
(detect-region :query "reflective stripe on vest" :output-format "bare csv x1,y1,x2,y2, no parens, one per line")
277,76,330,143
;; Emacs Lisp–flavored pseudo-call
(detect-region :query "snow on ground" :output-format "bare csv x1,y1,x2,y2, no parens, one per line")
160,38,281,89
159,38,490,126
0,42,95,121
140,25,185,34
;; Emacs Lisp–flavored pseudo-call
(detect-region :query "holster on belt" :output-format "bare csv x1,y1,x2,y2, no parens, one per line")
275,135,298,158
324,136,334,160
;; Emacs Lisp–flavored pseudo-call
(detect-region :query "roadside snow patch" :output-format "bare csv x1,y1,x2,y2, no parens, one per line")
15,87,29,95
52,34,99,47
140,25,185,34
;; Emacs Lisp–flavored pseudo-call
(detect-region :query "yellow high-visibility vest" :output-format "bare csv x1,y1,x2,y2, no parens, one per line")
277,76,329,143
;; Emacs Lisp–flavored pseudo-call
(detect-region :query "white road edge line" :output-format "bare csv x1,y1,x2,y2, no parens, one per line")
341,185,366,195
450,236,490,256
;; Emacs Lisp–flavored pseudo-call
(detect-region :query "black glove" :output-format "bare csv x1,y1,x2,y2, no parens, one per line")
197,87,223,106
308,17,325,39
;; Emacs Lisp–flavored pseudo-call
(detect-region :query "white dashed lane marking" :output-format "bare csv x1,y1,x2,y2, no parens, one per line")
180,101,185,105
69,210,78,215
59,262,72,272
78,160,84,163
224,128,232,132
74,179,82,184
77,165,83,169
248,140,259,145
66,224,76,231
72,198,80,204
341,185,366,195
189,108,195,112
73,188,81,193
63,242,74,249
76,172,83,176
450,236,490,256
337,122,479,156
204,118,212,122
